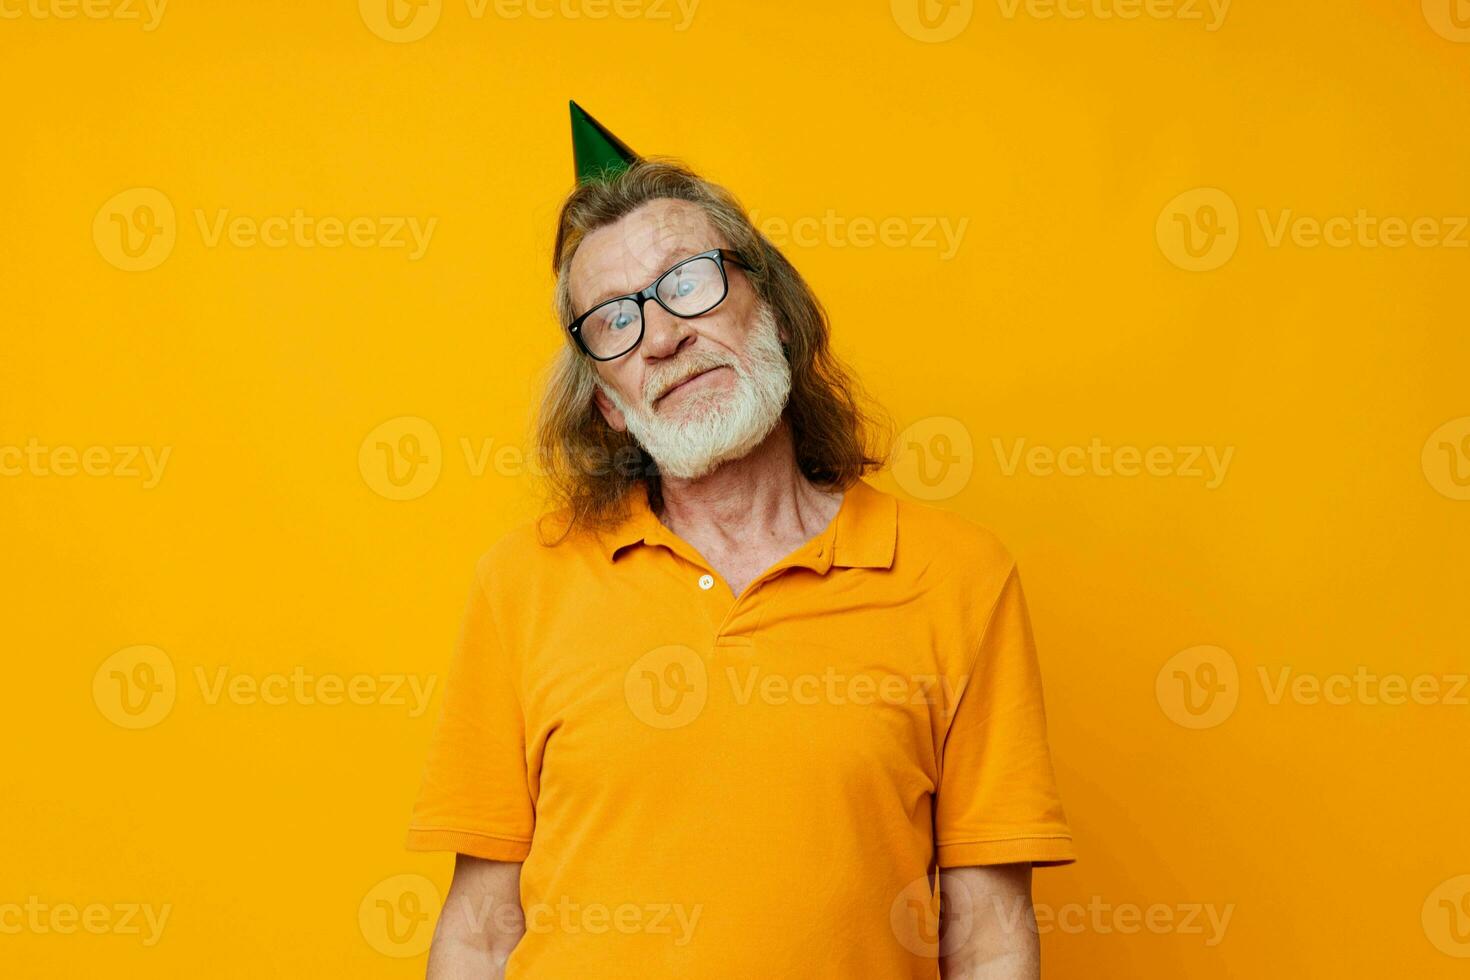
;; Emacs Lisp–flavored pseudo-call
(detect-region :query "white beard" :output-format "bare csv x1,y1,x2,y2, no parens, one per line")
598,303,791,480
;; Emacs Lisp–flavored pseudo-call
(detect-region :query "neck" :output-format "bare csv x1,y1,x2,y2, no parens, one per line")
655,419,840,547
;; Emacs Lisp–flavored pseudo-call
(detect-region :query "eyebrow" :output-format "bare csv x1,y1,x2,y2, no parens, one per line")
584,244,700,310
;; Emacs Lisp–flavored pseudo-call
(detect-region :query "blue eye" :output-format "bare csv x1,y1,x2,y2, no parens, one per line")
676,279,696,297
612,313,633,330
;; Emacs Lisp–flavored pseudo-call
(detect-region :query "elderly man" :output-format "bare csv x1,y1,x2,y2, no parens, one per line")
407,102,1075,979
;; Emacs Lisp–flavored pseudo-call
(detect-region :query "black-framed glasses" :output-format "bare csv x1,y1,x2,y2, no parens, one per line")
567,247,750,361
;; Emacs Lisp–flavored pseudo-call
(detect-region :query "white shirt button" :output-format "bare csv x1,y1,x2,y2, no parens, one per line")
698,574,714,590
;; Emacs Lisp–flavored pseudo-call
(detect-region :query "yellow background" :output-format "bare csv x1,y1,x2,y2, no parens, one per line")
4,0,1469,975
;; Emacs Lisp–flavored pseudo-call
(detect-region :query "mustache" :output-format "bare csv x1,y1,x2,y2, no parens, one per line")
646,353,737,405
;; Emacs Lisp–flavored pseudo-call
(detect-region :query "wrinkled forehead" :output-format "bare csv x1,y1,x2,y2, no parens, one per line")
569,199,727,313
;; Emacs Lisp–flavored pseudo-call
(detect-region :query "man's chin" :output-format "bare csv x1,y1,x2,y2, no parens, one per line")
651,389,725,422
653,456,721,481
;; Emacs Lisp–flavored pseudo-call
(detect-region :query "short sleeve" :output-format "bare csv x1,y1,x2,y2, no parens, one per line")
406,562,535,861
935,563,1076,868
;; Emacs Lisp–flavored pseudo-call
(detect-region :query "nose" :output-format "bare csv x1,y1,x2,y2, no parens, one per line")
639,302,694,361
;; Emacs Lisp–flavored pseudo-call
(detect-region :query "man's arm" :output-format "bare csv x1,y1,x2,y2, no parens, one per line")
938,863,1040,980
426,854,525,979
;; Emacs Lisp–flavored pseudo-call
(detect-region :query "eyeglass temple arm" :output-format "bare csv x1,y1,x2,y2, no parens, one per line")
719,248,752,270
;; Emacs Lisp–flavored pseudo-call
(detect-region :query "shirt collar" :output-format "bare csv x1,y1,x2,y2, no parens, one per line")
596,477,897,572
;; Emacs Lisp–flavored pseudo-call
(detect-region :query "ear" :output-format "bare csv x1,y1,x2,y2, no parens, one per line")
592,384,628,433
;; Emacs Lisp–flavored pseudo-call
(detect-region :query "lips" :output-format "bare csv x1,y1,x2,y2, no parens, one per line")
654,366,721,406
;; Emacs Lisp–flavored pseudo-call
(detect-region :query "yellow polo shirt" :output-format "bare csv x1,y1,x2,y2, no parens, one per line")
407,477,1074,978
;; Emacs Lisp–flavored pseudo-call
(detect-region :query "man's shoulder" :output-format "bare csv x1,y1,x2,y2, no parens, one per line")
470,510,600,586
882,486,1020,605
859,482,1030,640
890,490,1016,571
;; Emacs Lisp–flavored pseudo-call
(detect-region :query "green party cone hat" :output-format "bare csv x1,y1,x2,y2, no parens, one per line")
570,100,641,184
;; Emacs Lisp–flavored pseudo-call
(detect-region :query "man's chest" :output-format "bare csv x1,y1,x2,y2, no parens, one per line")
511,567,974,803
681,539,798,598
